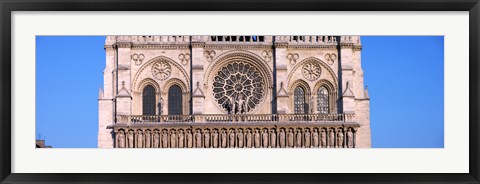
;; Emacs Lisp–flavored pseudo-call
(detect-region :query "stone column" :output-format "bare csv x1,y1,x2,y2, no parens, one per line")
191,36,206,115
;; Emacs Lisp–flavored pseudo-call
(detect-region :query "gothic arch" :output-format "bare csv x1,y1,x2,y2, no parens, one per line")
289,79,311,114
205,51,273,114
136,78,161,93
205,51,273,89
162,78,189,115
287,57,337,89
313,79,337,114
132,56,190,92
162,78,188,94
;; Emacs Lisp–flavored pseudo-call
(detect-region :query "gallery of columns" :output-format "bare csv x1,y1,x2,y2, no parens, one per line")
98,36,371,148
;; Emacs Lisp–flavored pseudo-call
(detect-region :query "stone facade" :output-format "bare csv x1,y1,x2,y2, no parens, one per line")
98,36,370,148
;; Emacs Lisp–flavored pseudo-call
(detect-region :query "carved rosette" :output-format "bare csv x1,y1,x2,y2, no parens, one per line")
302,61,321,81
152,60,171,81
212,61,266,113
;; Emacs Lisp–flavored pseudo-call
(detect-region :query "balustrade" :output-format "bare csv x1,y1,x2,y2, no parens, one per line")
116,113,354,125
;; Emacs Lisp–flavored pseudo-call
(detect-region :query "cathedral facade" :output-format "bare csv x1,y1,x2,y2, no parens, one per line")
98,36,370,148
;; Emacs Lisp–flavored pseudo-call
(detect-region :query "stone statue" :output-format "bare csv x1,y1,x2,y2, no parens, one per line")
246,129,252,148
253,129,260,148
229,129,235,148
128,130,134,148
178,129,184,148
158,97,164,115
304,129,311,148
153,131,160,148
117,130,125,148
312,129,319,148
237,129,244,148
243,96,250,114
212,129,219,148
161,130,168,148
186,129,193,148
279,129,286,148
347,129,354,148
329,129,335,148
170,130,177,148
310,97,314,114
137,130,144,148
221,129,227,148
287,129,294,148
145,131,151,148
204,130,210,148
295,129,302,148
337,130,344,148
195,129,202,148
237,94,245,114
269,129,276,148
229,95,236,114
262,129,269,148
321,129,327,148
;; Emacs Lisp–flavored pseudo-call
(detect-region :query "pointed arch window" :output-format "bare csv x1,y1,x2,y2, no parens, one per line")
294,86,306,114
142,85,156,115
317,86,329,114
168,85,183,115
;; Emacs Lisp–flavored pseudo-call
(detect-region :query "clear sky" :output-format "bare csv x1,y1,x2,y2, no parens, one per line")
36,36,444,148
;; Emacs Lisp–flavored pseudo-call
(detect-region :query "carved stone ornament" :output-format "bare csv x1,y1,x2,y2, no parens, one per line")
302,61,321,81
212,61,266,113
178,53,190,66
261,50,273,62
287,53,299,65
132,53,145,66
203,50,216,62
152,60,171,81
324,53,337,65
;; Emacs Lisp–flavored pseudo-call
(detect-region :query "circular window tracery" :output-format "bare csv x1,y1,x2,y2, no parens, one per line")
302,61,321,81
212,61,266,114
152,60,171,81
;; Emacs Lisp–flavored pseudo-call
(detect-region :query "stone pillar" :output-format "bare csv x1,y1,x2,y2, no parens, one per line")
98,37,116,148
191,37,206,115
275,40,289,114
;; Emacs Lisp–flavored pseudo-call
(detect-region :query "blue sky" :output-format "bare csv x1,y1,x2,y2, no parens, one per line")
36,36,444,148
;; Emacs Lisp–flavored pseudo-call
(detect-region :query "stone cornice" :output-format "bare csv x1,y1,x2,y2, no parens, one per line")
116,42,132,48
104,45,115,51
191,42,205,48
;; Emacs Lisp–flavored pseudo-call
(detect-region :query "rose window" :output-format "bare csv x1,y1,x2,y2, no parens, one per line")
212,61,265,113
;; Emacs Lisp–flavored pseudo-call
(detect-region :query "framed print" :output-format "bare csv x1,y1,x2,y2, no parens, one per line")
1,0,479,183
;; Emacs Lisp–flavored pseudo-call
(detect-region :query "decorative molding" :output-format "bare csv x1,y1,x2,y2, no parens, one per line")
132,53,145,66
286,53,299,65
131,44,189,50
205,44,272,50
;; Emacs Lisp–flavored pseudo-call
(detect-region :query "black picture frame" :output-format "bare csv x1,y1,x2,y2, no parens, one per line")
1,0,479,183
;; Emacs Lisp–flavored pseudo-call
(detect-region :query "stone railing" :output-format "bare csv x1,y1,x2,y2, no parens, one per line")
105,36,190,45
205,36,271,44
275,35,338,44
116,114,355,125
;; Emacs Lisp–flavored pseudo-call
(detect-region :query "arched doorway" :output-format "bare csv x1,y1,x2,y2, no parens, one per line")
168,85,183,115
